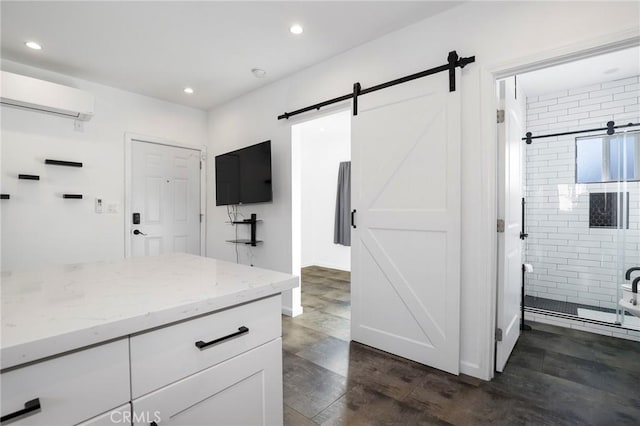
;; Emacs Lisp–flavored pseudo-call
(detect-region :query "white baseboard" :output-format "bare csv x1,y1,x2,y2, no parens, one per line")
282,304,304,318
302,261,351,272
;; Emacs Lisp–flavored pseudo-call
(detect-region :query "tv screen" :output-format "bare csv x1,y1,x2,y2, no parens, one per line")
215,140,272,206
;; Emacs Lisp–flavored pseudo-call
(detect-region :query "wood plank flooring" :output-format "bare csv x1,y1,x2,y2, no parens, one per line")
282,266,640,425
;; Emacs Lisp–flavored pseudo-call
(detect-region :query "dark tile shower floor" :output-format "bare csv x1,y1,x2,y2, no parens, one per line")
282,266,640,425
524,295,616,315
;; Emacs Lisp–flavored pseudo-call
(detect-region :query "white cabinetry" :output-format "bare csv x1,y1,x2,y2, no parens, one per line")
76,404,131,426
0,339,129,426
1,296,285,426
132,339,283,425
130,295,281,398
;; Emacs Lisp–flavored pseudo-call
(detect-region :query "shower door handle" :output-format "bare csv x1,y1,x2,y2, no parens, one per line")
351,209,356,229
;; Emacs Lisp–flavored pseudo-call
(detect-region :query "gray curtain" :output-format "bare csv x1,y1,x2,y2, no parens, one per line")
334,161,351,246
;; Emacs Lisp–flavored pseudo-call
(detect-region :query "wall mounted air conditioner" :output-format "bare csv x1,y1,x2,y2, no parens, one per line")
0,71,94,121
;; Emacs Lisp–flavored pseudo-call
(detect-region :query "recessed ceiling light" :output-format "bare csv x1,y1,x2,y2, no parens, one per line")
251,68,267,78
183,87,194,94
290,24,303,35
25,41,42,50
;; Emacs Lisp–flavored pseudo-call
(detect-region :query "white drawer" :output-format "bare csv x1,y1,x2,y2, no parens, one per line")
76,404,130,426
132,339,283,426
0,339,130,426
130,295,281,398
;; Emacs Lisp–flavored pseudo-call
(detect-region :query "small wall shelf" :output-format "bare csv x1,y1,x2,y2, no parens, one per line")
226,239,264,246
226,213,261,247
45,159,83,168
0,194,10,199
63,194,83,199
18,174,39,180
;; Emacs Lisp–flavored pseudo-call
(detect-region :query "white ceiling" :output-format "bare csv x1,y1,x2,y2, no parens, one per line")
517,46,640,98
0,1,461,110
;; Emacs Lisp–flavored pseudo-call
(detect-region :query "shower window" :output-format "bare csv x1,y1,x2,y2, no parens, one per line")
576,131,640,183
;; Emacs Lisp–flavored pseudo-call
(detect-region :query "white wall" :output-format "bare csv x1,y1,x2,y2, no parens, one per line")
525,76,640,309
298,111,350,271
205,1,640,379
1,60,208,271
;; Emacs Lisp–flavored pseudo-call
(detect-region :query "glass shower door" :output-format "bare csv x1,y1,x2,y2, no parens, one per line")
611,130,639,329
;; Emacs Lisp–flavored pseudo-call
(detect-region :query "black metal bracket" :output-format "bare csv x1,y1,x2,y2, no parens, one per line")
448,51,458,92
525,132,533,145
277,51,475,120
606,120,615,135
352,82,361,116
63,194,83,199
0,194,9,200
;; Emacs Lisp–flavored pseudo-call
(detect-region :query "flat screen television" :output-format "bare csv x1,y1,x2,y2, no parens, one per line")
215,140,272,206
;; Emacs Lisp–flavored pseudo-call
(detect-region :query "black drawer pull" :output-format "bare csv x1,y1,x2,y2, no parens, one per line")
195,326,249,350
1,398,41,423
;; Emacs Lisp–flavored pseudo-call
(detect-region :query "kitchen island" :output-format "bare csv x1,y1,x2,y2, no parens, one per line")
1,253,298,425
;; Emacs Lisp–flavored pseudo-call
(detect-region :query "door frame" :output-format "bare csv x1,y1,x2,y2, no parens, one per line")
289,106,351,318
484,29,640,379
124,132,207,258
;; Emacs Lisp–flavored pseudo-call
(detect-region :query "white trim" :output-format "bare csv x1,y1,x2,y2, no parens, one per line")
301,262,350,273
124,132,207,258
281,304,304,318
485,29,640,380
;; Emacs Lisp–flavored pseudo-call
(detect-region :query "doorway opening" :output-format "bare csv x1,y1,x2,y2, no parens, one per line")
495,44,640,373
291,110,352,321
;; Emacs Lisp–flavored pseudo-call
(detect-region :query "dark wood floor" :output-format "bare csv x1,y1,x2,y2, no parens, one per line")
282,266,640,425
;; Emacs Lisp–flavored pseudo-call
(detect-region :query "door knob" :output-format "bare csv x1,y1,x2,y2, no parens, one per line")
133,229,147,236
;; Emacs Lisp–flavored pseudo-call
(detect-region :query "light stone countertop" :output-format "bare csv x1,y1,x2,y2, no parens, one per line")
1,253,298,369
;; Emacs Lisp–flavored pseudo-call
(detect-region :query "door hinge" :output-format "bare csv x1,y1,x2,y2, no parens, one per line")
497,219,505,233
495,328,503,342
200,161,202,170
497,109,505,124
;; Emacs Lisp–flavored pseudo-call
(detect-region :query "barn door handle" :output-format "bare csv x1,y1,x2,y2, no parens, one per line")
195,326,249,350
351,209,357,229
1,398,41,423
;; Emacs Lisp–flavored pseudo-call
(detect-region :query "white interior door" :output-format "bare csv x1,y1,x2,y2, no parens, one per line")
131,140,201,257
495,77,525,372
351,69,461,375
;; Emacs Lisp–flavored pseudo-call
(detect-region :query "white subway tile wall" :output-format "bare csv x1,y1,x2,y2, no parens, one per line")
525,75,640,311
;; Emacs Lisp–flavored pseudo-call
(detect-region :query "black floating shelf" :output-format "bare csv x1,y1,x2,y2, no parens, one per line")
45,159,83,168
0,194,9,200
18,174,39,180
226,239,263,246
63,194,83,199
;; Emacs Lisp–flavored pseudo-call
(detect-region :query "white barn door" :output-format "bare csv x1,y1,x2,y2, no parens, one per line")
351,70,462,374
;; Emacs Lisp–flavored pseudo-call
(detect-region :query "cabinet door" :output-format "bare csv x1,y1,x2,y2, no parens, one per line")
1,339,130,426
132,339,282,426
76,404,131,426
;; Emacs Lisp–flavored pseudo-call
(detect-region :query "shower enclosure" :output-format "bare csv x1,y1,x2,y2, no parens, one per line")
524,126,640,331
